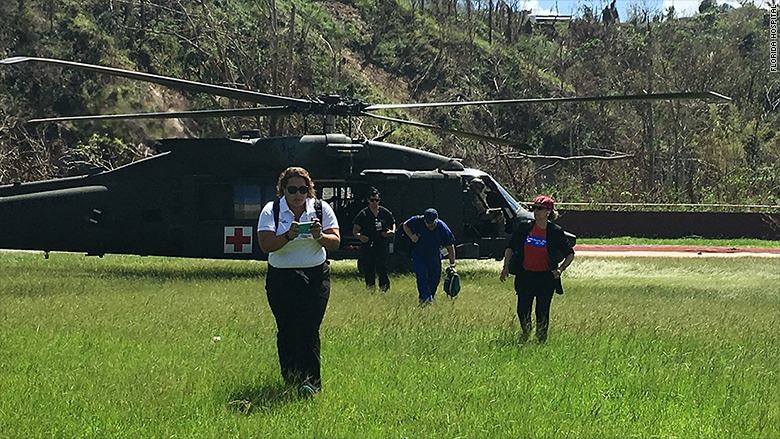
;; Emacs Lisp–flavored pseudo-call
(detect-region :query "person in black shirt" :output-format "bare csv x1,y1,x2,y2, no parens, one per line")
352,188,396,291
500,195,574,343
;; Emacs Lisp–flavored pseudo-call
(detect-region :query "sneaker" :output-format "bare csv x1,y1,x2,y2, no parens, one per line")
418,297,433,307
299,384,316,398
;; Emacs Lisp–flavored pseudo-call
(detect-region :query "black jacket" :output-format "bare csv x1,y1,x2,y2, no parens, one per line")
506,221,575,293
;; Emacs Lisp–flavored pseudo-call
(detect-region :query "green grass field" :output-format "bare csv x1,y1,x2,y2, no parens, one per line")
1,250,778,438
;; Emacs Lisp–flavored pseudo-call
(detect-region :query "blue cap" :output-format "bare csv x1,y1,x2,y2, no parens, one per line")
424,208,438,224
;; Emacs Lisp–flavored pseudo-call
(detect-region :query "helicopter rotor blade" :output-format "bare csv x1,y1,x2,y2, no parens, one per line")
362,112,528,148
26,106,294,124
363,91,731,111
1,56,311,108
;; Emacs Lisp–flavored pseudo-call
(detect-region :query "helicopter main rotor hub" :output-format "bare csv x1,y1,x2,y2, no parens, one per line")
302,94,372,117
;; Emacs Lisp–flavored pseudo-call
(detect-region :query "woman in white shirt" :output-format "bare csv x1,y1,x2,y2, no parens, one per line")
257,167,340,397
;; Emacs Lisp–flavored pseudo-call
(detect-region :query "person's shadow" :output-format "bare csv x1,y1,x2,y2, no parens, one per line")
226,380,307,415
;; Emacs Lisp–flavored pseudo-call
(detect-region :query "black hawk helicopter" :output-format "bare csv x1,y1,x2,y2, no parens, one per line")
0,56,730,264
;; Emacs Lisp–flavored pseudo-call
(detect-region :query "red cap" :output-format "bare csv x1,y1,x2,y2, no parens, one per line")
533,195,554,210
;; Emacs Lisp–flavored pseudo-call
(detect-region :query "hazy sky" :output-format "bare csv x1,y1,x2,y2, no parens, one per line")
524,0,768,19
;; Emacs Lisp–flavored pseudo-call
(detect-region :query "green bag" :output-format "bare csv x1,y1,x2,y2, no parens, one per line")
443,266,461,297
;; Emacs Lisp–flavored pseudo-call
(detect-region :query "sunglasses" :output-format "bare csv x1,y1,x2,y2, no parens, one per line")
530,206,549,211
368,198,380,202
286,185,309,194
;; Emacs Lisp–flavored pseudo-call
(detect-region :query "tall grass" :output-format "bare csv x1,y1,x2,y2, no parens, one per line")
1,251,778,438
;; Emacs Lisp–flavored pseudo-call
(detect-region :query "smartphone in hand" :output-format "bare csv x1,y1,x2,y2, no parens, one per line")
296,222,314,233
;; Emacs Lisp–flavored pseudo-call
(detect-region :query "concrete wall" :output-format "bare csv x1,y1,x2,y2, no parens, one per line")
554,210,780,240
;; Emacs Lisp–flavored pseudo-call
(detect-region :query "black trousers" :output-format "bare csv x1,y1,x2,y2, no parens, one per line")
266,262,330,389
360,241,390,290
514,270,555,342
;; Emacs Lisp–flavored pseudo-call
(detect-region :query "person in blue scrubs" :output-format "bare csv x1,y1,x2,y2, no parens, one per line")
402,208,456,305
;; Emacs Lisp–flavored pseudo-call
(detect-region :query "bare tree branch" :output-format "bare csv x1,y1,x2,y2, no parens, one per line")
502,152,634,161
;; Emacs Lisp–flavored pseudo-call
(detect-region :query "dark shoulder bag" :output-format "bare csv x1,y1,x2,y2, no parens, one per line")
393,217,419,255
507,250,523,275
507,222,533,275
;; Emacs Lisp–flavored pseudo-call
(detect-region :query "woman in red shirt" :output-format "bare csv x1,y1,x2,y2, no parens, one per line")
500,196,575,343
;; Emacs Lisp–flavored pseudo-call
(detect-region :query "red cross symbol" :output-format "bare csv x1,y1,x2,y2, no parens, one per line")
225,226,252,253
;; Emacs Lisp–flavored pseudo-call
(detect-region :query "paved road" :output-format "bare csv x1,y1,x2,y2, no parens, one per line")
574,244,780,258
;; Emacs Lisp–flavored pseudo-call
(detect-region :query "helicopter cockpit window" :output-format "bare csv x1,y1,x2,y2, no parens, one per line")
487,178,521,214
234,185,263,220
463,176,521,238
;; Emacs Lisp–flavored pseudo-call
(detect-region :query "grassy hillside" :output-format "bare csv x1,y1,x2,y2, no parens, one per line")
1,0,777,205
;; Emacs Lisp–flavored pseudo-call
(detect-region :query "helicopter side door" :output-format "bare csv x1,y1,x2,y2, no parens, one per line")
315,181,368,260
359,170,465,256
182,176,277,259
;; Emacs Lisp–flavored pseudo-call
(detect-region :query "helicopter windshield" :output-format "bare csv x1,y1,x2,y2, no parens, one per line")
484,176,522,214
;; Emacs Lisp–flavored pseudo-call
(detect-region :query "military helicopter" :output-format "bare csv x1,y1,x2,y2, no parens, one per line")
0,56,730,265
